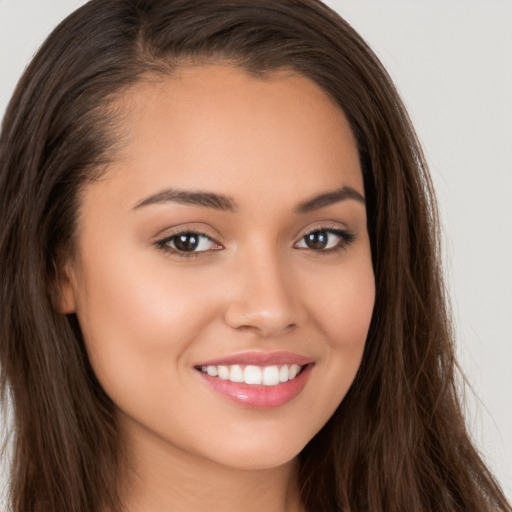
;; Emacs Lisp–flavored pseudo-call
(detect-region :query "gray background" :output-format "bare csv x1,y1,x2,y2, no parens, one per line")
1,0,511,506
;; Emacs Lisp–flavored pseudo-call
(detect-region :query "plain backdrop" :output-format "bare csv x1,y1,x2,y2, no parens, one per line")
0,0,511,505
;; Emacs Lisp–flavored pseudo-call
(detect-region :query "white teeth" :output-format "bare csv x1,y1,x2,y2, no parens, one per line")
229,364,244,382
262,366,280,386
289,364,300,379
217,365,229,380
206,365,218,377
279,365,289,383
200,363,305,386
244,365,262,385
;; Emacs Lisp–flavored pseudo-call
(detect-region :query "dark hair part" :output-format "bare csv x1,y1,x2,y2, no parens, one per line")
0,1,510,511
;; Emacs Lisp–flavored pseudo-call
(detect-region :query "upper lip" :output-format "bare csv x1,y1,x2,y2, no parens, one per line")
195,351,313,367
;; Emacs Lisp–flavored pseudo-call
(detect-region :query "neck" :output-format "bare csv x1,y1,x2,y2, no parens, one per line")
117,421,304,512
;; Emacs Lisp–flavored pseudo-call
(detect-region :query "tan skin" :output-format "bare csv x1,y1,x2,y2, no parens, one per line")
60,64,375,512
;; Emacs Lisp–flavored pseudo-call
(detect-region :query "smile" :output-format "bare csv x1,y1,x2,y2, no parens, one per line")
194,352,314,408
198,364,304,386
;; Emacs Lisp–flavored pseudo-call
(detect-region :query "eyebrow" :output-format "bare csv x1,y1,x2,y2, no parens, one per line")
295,186,365,213
133,188,237,211
133,185,365,213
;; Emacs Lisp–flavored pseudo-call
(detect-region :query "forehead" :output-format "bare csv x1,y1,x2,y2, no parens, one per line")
86,64,363,212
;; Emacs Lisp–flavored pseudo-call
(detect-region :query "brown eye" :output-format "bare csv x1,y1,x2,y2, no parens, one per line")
295,228,355,252
158,231,221,254
304,230,329,250
173,233,201,252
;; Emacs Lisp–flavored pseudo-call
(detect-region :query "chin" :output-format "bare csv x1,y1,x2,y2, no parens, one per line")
193,429,311,472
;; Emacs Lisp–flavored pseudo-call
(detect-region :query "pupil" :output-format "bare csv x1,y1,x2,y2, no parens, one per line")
306,231,328,250
174,234,199,251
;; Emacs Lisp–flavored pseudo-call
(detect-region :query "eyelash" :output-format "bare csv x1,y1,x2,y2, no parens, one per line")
155,229,221,260
295,226,355,253
155,226,356,259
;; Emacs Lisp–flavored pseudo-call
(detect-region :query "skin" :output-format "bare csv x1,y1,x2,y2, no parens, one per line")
60,64,375,512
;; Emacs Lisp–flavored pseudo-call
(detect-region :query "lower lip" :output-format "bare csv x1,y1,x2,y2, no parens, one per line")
197,364,313,409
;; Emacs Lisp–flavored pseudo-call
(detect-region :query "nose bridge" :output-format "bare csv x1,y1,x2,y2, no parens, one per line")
223,239,302,336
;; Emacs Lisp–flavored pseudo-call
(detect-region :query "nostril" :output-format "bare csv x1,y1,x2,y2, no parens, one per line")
224,306,299,336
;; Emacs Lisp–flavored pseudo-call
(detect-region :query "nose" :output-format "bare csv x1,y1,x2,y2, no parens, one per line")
223,247,306,337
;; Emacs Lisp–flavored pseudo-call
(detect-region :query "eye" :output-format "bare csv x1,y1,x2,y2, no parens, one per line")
295,228,355,251
156,231,222,255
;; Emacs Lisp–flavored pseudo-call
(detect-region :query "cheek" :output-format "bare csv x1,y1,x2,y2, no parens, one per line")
306,254,375,350
294,251,375,424
329,267,374,381
74,250,218,404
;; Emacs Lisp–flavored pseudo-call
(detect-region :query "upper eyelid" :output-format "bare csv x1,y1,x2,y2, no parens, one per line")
154,225,220,243
296,222,349,238
157,230,221,248
295,227,352,244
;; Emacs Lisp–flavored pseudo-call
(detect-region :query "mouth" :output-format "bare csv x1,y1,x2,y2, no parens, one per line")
193,352,314,409
195,363,307,386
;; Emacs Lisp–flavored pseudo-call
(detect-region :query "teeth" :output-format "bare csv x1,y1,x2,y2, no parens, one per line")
262,366,279,386
201,363,304,386
289,364,299,379
217,365,229,380
279,365,289,383
206,366,218,377
229,364,244,383
244,365,262,385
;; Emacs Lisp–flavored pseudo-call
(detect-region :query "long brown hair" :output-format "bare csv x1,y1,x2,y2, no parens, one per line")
0,1,509,511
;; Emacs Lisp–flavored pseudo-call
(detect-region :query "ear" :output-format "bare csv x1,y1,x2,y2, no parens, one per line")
54,259,78,315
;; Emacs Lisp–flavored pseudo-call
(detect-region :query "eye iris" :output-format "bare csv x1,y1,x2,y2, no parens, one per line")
305,230,328,250
174,234,199,251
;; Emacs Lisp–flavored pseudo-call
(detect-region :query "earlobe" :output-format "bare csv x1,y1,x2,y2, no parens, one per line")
55,261,78,315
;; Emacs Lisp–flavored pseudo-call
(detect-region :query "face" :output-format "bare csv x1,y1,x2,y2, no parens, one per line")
62,65,375,471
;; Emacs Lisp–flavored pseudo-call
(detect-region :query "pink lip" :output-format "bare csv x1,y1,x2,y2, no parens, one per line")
195,351,313,367
194,351,314,409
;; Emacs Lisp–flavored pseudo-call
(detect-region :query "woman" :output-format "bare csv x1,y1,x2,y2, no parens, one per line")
0,1,510,511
